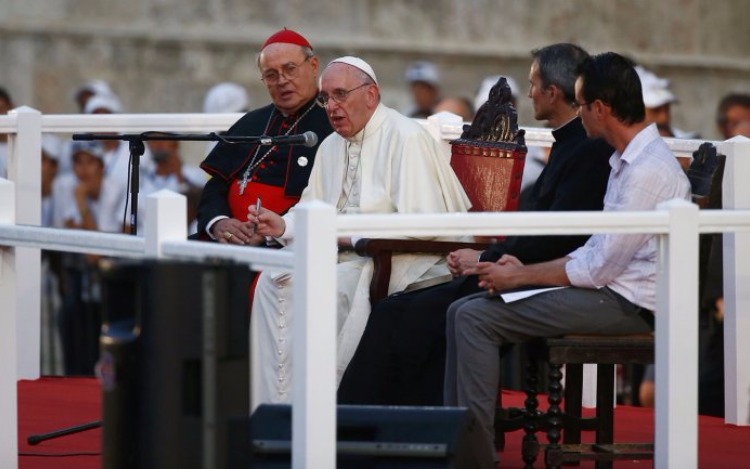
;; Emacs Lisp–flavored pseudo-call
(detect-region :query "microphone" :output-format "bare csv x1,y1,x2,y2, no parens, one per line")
260,131,318,147
71,133,99,141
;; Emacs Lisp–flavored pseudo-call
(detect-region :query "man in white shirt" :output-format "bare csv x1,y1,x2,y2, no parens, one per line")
443,52,691,464
249,56,470,408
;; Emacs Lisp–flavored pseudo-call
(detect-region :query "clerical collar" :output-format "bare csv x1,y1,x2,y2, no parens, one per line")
553,115,579,132
552,115,583,142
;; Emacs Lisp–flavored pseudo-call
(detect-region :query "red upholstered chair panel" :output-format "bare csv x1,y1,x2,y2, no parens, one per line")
450,143,526,213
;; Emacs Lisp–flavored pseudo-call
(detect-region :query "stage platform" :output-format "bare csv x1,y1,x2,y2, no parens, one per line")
17,377,750,468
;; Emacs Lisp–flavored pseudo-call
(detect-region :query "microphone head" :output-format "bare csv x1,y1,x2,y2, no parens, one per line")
303,131,318,147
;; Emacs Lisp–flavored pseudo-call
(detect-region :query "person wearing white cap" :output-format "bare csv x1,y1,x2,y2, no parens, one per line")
57,91,155,184
248,56,470,408
72,79,115,113
55,141,130,233
404,60,442,118
635,65,696,139
202,82,250,153
81,93,155,192
203,82,249,113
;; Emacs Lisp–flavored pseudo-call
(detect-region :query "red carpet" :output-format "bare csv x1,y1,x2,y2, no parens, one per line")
19,377,101,469
17,378,750,468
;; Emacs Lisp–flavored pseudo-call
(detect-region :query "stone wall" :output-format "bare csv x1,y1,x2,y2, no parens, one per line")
1,0,749,144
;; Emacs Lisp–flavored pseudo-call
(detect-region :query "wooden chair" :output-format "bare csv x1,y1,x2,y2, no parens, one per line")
518,142,725,469
356,76,527,306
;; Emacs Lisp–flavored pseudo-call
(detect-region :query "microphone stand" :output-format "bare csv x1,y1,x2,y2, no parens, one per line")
25,130,280,447
72,131,280,235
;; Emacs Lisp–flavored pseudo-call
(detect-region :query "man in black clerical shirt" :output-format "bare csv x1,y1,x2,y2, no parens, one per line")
338,43,614,406
196,28,333,245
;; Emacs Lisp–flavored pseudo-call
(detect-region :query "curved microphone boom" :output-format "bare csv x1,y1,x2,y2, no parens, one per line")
72,131,319,147
260,131,318,147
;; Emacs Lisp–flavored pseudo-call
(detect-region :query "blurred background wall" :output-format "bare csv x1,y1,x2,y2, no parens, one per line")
1,0,748,151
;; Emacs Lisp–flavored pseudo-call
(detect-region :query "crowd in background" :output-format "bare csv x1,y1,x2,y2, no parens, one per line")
1,58,749,418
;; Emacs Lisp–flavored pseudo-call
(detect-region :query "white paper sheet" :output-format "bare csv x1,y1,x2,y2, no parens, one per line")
500,286,567,303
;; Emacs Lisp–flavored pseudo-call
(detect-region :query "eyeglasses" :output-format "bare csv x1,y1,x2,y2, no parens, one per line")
260,56,311,85
316,83,371,107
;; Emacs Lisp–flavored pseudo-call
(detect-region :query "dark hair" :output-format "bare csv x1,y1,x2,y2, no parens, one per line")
0,87,12,106
531,43,589,106
577,52,645,125
716,92,750,126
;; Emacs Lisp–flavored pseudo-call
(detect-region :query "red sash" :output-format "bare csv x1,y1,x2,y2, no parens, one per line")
227,180,300,221
227,180,299,311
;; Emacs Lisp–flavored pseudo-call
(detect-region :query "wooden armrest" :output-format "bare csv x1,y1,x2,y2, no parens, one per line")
354,238,489,306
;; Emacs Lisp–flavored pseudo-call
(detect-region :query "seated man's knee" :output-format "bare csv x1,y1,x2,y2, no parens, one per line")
454,300,493,337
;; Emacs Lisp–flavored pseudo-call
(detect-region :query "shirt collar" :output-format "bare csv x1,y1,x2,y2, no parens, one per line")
610,123,660,173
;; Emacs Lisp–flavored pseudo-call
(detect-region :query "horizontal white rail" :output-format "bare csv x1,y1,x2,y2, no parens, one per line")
0,224,145,257
697,210,750,233
6,207,750,250
0,112,716,157
0,113,242,134
337,209,750,238
39,113,244,133
160,240,294,271
0,223,295,272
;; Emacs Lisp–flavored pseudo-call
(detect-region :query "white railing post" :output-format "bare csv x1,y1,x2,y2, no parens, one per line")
8,106,42,379
581,365,598,408
144,190,188,258
292,201,337,469
655,199,700,469
0,179,19,469
718,135,750,426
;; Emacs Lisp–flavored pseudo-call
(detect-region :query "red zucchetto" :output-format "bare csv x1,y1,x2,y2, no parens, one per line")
261,28,313,51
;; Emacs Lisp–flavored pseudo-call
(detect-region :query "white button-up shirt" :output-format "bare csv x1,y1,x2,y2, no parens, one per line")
565,124,691,311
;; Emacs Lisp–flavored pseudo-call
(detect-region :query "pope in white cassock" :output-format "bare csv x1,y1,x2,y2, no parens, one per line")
249,56,471,409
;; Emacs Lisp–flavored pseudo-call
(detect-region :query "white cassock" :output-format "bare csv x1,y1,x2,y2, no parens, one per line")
251,104,470,409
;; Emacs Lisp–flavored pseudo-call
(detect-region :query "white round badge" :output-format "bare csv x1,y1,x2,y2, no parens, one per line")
297,156,309,167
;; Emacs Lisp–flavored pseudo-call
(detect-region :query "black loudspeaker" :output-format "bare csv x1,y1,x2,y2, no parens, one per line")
229,404,496,469
99,260,253,469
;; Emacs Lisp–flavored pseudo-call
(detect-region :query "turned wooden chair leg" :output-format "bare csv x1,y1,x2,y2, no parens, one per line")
545,362,564,469
522,358,541,469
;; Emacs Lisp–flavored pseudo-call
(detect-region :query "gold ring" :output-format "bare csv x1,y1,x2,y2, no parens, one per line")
224,232,234,240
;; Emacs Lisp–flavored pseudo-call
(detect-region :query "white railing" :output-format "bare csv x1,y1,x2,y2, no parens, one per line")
1,107,750,469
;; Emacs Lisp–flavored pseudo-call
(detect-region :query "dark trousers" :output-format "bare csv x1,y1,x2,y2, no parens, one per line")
338,275,482,405
59,264,102,376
